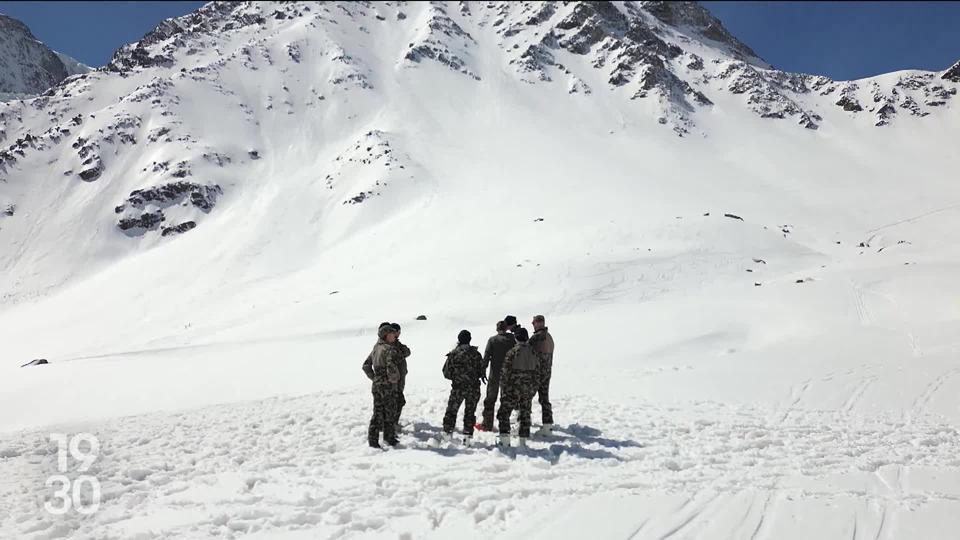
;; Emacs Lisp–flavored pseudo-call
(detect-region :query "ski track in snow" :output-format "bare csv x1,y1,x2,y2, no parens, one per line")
849,280,872,327
909,368,960,422
775,378,811,423
864,202,960,236
842,374,879,414
3,389,960,539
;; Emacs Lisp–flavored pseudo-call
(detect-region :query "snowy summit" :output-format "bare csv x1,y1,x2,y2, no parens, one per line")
0,13,89,101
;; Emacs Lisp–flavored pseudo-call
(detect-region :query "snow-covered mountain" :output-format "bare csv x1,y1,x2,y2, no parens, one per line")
0,0,956,300
2,2,960,538
0,13,90,101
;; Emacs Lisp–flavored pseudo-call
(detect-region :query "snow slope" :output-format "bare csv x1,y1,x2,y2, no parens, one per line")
54,52,90,78
1,1,960,538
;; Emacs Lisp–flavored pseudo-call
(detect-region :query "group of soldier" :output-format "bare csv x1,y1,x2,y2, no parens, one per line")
362,315,555,449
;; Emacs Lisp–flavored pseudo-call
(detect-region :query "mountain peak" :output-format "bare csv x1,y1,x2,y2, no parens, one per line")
0,13,33,37
640,1,765,65
0,13,90,99
107,2,267,72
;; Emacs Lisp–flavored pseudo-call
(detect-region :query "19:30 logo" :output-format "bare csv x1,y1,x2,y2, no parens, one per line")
46,433,101,515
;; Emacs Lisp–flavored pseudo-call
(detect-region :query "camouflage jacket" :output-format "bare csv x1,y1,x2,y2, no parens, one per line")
482,332,516,374
530,328,554,364
441,344,484,387
502,342,541,383
396,340,411,378
362,339,403,385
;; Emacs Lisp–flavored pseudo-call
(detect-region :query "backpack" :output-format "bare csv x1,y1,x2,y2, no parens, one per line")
441,353,454,380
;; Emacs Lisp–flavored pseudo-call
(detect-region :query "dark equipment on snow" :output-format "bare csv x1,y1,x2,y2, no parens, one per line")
21,358,49,367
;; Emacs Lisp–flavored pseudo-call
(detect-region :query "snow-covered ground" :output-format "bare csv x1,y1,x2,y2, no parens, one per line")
5,386,960,539
2,1,960,538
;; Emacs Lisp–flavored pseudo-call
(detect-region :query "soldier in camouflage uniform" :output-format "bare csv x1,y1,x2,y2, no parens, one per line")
441,330,484,440
477,321,516,431
362,324,403,448
530,315,555,433
390,322,411,429
496,327,541,446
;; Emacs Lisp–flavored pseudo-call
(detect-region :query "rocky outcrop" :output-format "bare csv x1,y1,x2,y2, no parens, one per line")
344,192,373,205
115,182,222,236
836,94,863,112
107,2,266,72
640,1,764,65
78,157,104,182
326,130,412,205
942,60,960,83
328,46,373,90
161,221,197,236
118,211,164,232
718,62,819,129
404,3,480,80
874,103,897,127
117,181,222,214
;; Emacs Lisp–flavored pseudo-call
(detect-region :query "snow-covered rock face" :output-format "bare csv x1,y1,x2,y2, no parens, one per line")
0,0,958,302
106,2,269,72
87,1,960,135
942,60,960,83
0,14,89,100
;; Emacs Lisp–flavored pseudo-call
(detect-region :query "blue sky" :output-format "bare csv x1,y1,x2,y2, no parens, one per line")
0,1,205,66
702,1,960,79
1,1,958,80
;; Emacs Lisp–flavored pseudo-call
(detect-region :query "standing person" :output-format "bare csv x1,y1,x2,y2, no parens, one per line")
476,321,516,432
362,324,403,448
391,322,410,431
495,327,540,447
441,330,484,443
530,314,555,435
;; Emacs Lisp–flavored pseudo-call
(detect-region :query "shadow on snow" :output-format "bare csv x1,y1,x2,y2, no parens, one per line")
401,421,641,463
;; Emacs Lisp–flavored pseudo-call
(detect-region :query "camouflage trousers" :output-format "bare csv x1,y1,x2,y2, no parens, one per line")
442,384,481,436
535,358,553,425
497,371,538,437
480,361,502,430
368,382,399,444
395,377,407,426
